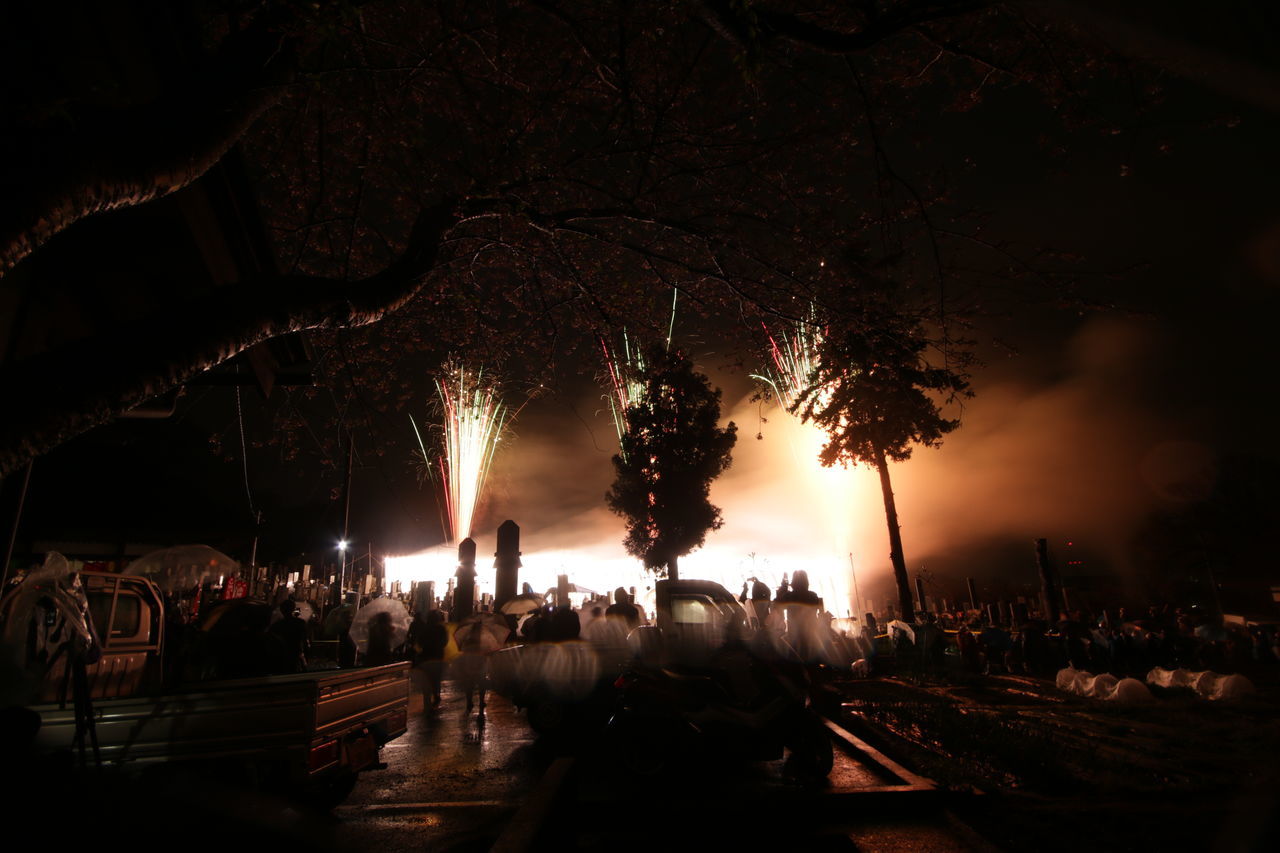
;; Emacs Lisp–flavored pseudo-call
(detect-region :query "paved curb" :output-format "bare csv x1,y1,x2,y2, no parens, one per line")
824,716,936,792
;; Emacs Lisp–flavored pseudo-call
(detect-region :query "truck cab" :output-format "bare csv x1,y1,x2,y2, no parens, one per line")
654,579,750,665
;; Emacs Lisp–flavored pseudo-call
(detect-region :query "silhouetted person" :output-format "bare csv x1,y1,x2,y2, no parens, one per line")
409,610,448,709
268,602,310,673
547,604,581,641
520,607,546,642
956,622,983,672
605,587,640,632
916,612,944,670
780,570,822,662
739,578,771,628
454,624,489,715
365,611,395,667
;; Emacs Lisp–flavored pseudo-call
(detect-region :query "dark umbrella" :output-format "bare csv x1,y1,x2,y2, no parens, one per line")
453,612,511,654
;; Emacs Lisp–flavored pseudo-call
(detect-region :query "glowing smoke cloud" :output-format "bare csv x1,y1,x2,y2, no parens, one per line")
414,361,509,544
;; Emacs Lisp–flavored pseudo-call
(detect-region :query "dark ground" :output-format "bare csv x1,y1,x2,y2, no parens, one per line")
6,668,1278,852
832,671,1280,852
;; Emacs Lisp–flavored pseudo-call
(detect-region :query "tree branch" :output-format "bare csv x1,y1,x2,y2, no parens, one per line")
696,0,992,55
0,201,458,477
0,16,297,278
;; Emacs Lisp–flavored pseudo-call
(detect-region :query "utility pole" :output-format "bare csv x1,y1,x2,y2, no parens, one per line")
248,509,263,570
339,432,353,596
848,553,863,620
2,459,33,590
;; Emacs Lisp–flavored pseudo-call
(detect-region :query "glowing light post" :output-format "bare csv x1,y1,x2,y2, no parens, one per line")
337,539,349,602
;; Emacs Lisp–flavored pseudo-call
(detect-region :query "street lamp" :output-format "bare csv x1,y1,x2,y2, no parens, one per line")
338,540,350,598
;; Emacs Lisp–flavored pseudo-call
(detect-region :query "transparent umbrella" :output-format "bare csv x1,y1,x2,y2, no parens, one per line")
124,545,239,593
323,603,356,639
0,552,100,672
886,619,916,644
348,597,411,653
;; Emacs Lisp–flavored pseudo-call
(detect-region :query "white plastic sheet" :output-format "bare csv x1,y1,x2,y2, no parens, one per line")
1056,667,1152,702
1145,667,1255,701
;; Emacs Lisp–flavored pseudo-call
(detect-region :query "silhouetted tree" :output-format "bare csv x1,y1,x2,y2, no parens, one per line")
792,301,971,622
607,349,737,580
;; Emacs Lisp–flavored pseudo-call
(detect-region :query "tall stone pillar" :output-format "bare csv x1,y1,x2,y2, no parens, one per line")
494,520,522,609
914,575,928,617
454,537,477,621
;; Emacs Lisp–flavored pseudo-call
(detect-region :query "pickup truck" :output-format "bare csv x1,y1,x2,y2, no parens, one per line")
6,569,409,809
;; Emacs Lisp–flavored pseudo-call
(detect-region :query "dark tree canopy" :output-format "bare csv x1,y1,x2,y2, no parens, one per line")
0,0,1200,479
606,349,737,578
793,302,972,469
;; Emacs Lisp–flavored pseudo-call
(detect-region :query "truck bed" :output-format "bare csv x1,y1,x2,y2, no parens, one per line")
35,663,410,768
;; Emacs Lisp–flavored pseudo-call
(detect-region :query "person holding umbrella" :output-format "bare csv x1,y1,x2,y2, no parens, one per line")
452,608,510,718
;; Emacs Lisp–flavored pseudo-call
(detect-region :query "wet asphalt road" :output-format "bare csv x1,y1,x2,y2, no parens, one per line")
322,675,989,853
332,679,548,852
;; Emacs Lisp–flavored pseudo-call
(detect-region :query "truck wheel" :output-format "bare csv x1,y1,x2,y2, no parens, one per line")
304,770,359,811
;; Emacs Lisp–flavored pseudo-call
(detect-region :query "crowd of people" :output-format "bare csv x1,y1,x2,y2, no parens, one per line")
137,566,1280,695
860,604,1280,686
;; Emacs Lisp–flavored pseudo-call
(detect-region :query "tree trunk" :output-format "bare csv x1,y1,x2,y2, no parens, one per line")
666,554,679,582
874,446,915,623
1034,538,1063,624
0,202,458,478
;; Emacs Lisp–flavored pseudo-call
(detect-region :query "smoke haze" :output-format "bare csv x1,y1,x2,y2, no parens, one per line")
425,315,1215,611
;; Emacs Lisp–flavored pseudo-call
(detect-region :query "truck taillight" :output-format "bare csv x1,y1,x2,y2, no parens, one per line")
309,739,340,773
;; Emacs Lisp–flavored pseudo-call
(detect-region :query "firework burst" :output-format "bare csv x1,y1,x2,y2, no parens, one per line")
750,306,823,412
412,361,509,544
600,330,649,456
600,292,680,457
